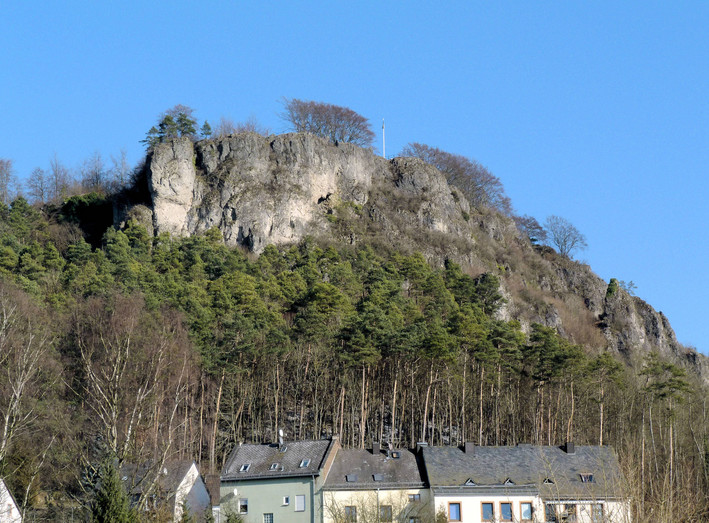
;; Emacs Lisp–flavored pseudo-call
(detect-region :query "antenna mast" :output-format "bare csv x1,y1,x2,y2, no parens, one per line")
382,119,385,159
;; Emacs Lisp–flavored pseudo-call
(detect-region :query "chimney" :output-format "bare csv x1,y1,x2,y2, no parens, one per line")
565,441,575,454
416,441,428,453
464,441,475,454
372,441,380,455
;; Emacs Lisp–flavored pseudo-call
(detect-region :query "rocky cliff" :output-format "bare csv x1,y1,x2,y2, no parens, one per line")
119,132,707,379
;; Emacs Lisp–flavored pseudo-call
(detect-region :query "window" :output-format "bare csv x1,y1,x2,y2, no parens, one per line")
520,502,533,522
408,493,421,502
346,474,358,482
545,503,557,522
500,502,513,521
299,458,311,468
263,514,273,523
373,473,384,481
408,519,420,523
561,504,577,520
482,502,494,521
448,502,461,521
270,463,279,470
238,498,248,514
295,494,305,512
282,496,290,506
239,463,250,472
591,504,604,522
379,505,393,522
344,506,357,522
580,473,594,483
390,451,401,458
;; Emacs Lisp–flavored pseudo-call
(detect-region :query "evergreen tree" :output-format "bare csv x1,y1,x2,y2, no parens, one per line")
91,460,135,523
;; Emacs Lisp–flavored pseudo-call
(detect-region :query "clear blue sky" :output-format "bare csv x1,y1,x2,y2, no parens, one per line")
2,2,708,351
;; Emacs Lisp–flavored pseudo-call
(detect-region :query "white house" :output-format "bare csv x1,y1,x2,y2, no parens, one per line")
421,442,630,523
0,478,22,523
122,460,211,521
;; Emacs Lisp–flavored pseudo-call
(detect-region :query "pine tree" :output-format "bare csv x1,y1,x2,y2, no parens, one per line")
91,460,135,523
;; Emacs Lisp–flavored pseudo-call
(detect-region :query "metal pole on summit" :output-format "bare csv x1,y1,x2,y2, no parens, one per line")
382,119,385,158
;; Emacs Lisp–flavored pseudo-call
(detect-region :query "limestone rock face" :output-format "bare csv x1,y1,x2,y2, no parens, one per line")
146,133,472,256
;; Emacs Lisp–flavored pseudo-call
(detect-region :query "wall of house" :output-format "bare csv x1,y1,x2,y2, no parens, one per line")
322,488,431,523
221,477,315,523
433,494,630,523
0,481,22,523
433,492,544,522
174,465,211,520
542,500,631,523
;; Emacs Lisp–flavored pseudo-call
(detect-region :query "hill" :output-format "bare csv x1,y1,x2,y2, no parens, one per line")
120,132,707,379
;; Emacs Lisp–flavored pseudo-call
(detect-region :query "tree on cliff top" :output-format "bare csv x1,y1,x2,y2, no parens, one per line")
544,214,587,258
141,105,199,149
280,98,375,147
399,142,511,214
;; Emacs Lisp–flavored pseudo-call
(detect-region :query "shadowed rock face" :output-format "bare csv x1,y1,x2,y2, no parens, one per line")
132,132,707,379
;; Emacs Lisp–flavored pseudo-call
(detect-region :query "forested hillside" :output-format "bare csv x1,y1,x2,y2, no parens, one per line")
0,193,707,521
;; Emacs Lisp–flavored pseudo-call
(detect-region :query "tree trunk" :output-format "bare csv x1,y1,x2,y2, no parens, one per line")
210,370,225,473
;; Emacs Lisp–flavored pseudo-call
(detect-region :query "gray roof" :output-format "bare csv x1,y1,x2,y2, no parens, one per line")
222,439,335,481
324,448,425,491
120,460,196,496
422,444,626,500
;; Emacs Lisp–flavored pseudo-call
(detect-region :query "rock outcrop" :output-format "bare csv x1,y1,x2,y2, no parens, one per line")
120,132,707,380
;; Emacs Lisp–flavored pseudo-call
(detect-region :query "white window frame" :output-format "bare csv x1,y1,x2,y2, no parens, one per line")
282,495,290,506
238,498,248,514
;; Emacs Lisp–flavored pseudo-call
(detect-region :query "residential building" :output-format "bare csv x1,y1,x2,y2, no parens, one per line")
0,478,22,523
121,460,211,521
422,442,630,523
322,442,431,523
220,437,340,523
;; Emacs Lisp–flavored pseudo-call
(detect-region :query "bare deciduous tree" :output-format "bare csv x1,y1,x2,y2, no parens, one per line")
0,159,16,205
80,151,107,193
514,214,547,244
400,142,512,214
26,167,49,204
0,283,56,466
49,154,72,202
544,215,587,258
280,98,375,147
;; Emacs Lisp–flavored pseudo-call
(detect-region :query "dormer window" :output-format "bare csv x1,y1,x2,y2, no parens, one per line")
504,478,515,485
543,478,554,485
346,474,358,482
580,473,594,483
239,463,251,473
299,458,311,468
270,463,279,471
373,474,384,481
464,478,476,486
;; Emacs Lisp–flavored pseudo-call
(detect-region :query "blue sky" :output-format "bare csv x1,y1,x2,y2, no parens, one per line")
2,2,708,351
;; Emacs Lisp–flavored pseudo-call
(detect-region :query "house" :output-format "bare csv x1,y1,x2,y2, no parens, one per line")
421,442,630,522
220,437,340,523
0,478,22,523
121,460,211,521
321,442,431,523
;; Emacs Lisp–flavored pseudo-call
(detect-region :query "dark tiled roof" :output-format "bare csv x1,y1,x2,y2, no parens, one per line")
120,460,195,496
324,448,425,490
222,439,334,481
422,445,626,499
